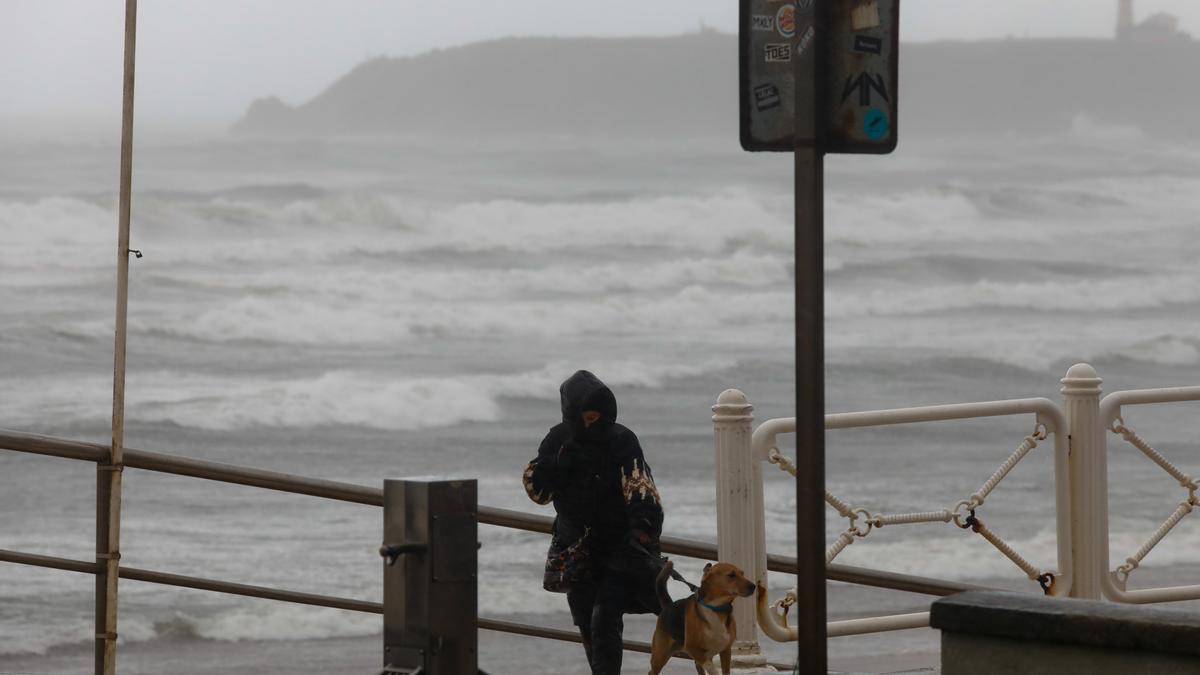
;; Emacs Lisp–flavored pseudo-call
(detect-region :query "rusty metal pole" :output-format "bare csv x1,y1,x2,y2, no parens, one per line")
97,1,137,673
794,2,827,673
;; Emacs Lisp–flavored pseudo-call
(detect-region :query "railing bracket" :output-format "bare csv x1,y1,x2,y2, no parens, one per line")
379,543,427,567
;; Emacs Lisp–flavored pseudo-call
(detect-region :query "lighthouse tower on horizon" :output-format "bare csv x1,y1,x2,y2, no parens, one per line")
1115,0,1188,41
1117,0,1135,39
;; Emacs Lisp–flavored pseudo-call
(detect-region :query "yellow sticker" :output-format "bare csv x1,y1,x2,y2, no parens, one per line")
850,1,881,31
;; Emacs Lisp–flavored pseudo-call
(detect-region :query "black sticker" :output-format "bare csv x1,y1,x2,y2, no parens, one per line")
853,35,882,54
754,83,782,111
841,72,888,106
764,43,792,63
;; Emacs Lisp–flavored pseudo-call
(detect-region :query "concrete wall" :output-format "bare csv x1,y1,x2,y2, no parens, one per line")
943,632,1199,675
932,591,1200,675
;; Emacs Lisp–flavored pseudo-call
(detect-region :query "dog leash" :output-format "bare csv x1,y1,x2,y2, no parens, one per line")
665,562,700,592
632,541,736,613
629,540,700,592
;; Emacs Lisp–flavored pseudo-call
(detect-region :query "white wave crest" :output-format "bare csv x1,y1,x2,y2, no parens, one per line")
177,604,379,642
1071,114,1145,142
0,614,158,657
150,247,792,302
2,359,733,431
40,190,794,270
0,196,113,273
822,186,1074,248
827,272,1200,319
409,191,789,255
1101,335,1200,366
51,283,793,346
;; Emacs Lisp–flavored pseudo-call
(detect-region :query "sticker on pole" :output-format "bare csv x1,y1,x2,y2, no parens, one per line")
740,0,900,154
863,107,889,140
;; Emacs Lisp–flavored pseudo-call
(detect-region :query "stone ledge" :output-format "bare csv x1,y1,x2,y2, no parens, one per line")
930,590,1200,657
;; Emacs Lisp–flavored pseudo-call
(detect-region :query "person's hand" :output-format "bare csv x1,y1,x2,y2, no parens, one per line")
628,529,652,547
555,443,574,470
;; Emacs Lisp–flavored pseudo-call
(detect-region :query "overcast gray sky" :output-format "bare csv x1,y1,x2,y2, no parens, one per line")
3,0,1198,133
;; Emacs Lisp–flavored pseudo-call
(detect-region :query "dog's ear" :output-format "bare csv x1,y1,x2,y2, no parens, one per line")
704,562,712,571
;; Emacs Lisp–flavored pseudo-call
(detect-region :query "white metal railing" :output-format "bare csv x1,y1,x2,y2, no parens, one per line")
714,363,1200,659
1099,384,1200,604
745,397,1070,646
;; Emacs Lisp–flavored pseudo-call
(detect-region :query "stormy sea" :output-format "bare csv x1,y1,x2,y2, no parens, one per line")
3,123,1200,673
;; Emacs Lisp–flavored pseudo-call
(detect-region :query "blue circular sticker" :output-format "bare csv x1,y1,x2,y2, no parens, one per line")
863,107,889,141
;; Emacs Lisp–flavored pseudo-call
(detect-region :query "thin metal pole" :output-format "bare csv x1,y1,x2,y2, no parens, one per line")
794,2,827,672
794,147,827,674
98,1,137,673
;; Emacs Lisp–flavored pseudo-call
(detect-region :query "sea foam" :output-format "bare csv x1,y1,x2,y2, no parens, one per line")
1,359,733,431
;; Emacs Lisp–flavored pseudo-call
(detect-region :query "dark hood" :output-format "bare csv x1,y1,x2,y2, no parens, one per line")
560,370,617,442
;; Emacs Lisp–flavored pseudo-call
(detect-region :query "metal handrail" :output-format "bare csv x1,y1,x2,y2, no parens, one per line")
0,548,379,613
0,427,978,597
0,547,794,669
0,426,977,669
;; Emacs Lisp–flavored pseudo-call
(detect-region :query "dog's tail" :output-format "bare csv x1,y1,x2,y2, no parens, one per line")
655,560,674,610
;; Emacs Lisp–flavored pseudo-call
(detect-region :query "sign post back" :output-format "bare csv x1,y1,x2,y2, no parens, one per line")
740,3,900,674
740,0,899,154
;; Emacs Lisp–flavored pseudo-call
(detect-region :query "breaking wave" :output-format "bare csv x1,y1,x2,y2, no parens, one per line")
1,359,734,431
1099,335,1200,366
827,271,1200,318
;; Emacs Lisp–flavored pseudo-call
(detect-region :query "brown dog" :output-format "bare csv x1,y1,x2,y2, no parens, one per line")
648,561,756,675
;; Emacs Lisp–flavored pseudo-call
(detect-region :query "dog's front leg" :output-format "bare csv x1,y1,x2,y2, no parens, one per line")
719,646,731,674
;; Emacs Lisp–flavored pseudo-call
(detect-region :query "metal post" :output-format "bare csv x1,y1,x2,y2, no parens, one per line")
98,1,137,673
794,3,828,673
1061,364,1106,600
381,477,478,675
713,389,766,666
794,146,827,673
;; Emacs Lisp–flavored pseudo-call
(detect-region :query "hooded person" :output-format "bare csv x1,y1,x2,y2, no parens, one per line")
523,370,664,675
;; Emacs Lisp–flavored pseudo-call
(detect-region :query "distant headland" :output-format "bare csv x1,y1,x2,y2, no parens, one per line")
231,25,1199,141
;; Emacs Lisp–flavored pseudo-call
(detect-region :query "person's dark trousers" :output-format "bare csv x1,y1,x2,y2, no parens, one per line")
566,569,629,675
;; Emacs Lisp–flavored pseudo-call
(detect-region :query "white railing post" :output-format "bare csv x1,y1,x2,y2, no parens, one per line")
1061,363,1107,600
713,389,767,667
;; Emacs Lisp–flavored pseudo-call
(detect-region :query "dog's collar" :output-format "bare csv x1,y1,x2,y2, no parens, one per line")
695,591,732,613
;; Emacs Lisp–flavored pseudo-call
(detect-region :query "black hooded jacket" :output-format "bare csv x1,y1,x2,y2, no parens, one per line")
524,371,664,562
